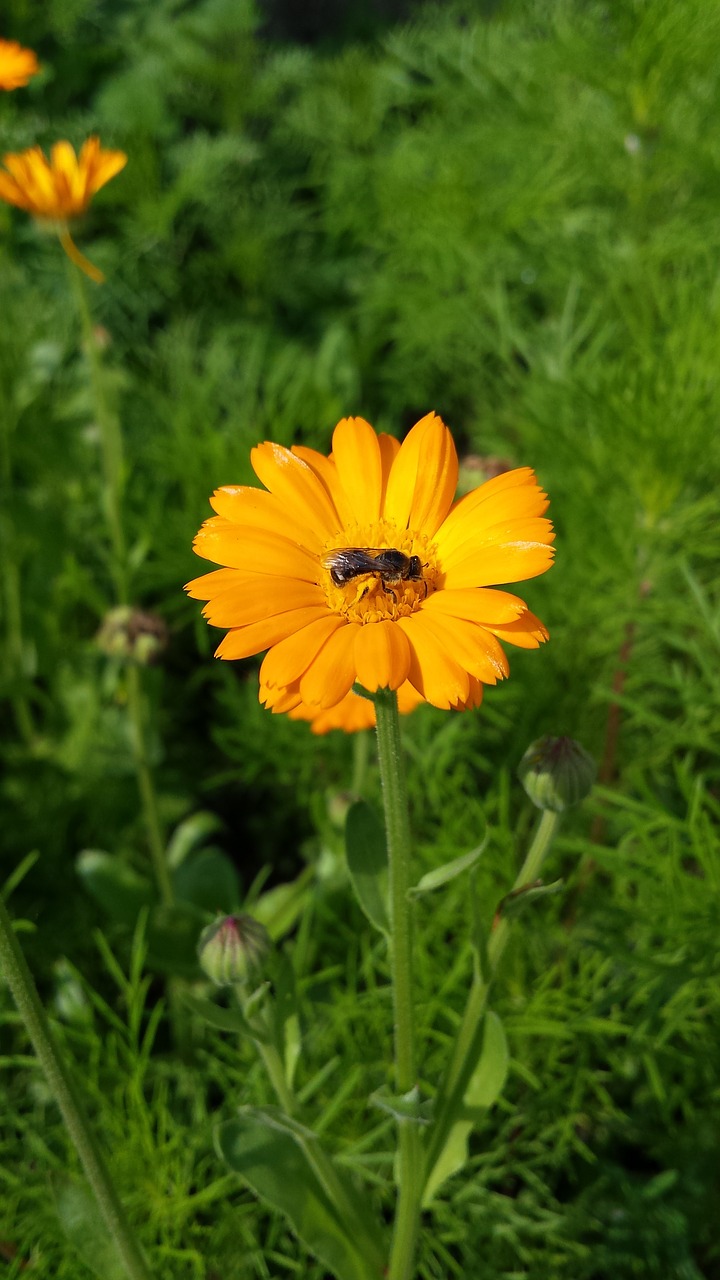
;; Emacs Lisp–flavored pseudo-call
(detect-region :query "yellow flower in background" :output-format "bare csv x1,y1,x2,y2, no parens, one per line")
0,137,127,280
187,414,553,716
0,38,40,90
288,682,425,734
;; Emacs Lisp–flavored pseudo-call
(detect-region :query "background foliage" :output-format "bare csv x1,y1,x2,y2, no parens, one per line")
1,0,719,1276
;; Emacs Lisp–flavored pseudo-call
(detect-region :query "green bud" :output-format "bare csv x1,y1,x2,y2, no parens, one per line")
518,736,596,812
95,606,168,665
197,914,270,987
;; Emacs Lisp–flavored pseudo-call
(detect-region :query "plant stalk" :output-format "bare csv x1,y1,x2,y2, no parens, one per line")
0,892,152,1280
374,690,422,1280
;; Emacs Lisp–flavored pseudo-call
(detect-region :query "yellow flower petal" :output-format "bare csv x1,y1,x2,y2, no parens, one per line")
259,614,346,692
331,417,383,524
185,567,241,600
209,485,322,553
421,586,528,625
353,619,410,691
435,468,549,562
298,624,357,708
202,577,324,628
488,610,548,649
384,413,458,536
0,39,40,91
441,526,555,588
251,442,340,540
409,610,509,684
398,614,470,709
0,137,125,220
193,517,320,581
215,606,330,660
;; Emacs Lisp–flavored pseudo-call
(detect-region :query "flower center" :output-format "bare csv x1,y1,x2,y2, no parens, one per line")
320,520,438,624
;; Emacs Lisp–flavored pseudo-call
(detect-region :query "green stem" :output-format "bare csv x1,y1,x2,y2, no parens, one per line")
255,1039,295,1114
66,255,127,602
0,893,152,1280
125,663,173,906
0,393,35,746
351,727,371,797
373,690,422,1280
426,808,561,1178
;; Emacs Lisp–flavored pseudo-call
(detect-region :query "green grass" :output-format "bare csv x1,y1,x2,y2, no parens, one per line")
2,0,720,1275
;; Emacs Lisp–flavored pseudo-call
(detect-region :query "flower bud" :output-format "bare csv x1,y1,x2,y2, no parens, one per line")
518,736,596,812
95,606,168,665
197,914,270,987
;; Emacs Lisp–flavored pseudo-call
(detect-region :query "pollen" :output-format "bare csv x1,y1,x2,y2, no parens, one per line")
320,521,439,624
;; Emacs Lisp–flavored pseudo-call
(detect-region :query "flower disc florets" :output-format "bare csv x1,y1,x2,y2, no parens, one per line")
187,414,554,718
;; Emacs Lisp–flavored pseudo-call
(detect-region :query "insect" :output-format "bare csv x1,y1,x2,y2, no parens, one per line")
322,547,426,597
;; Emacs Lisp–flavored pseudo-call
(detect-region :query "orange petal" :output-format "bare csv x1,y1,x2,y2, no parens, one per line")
384,413,457,536
215,605,330,659
193,517,321,581
397,614,470,709
251,442,340,540
299,624,357,708
202,578,324,628
421,587,528,625
377,432,401,510
436,468,549,562
488,610,548,649
442,531,555,588
330,417,383,524
353,619,410,691
259,613,347,691
185,567,241,600
209,485,322,553
452,676,485,711
411,610,508,684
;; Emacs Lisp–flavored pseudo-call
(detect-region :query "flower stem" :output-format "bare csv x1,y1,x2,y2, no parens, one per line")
373,690,422,1280
125,663,173,906
66,254,127,603
0,389,35,747
0,893,151,1280
67,259,173,907
433,808,562,1142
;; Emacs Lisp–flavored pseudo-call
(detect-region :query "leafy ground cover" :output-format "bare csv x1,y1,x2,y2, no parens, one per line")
1,0,719,1276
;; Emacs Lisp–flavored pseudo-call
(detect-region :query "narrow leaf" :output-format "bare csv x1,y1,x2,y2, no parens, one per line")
166,810,223,869
344,801,389,934
423,1011,508,1205
218,1108,384,1280
409,838,486,897
181,991,268,1040
77,851,154,926
51,1177,128,1280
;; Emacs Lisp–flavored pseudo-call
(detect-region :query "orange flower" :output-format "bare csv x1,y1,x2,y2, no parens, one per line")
0,137,127,280
0,39,40,91
187,415,554,716
288,682,425,734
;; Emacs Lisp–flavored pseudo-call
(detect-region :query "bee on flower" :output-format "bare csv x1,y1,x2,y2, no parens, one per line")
187,415,554,723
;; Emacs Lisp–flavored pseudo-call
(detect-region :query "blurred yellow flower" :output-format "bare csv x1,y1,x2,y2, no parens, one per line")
0,137,127,280
188,414,553,717
0,38,40,91
288,682,424,734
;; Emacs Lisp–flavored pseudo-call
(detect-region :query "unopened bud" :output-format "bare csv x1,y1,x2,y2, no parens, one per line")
518,736,596,812
95,606,168,665
197,914,270,987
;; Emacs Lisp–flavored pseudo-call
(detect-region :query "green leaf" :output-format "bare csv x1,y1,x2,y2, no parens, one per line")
423,1011,508,1205
369,1085,433,1125
172,848,240,913
218,1108,385,1280
498,878,564,919
252,867,313,940
344,801,389,934
166,810,224,870
51,1177,129,1280
409,838,487,898
181,991,269,1039
76,851,155,926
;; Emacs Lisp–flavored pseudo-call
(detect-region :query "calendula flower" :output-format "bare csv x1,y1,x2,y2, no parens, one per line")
187,414,553,715
288,682,424,734
0,38,40,91
0,137,127,281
